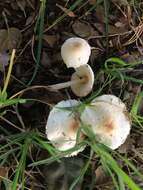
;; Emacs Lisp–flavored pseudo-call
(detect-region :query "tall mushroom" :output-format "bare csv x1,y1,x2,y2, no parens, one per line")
50,37,94,97
49,64,94,97
81,95,131,150
61,37,91,68
46,99,85,156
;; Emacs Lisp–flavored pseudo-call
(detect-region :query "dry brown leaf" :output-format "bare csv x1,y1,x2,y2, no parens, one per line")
43,35,57,47
43,34,58,47
95,166,115,190
56,3,76,17
95,165,109,185
0,28,22,52
72,20,94,38
95,166,107,184
0,166,9,183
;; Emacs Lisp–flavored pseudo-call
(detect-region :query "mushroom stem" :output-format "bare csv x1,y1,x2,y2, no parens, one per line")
49,77,86,90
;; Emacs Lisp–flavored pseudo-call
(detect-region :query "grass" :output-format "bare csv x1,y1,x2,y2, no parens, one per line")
0,49,26,110
1,52,143,189
27,0,46,86
1,119,143,189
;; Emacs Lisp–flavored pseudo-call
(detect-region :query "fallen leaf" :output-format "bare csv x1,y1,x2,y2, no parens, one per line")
0,166,11,190
0,166,9,183
95,165,110,185
72,20,94,38
0,28,22,52
43,35,57,47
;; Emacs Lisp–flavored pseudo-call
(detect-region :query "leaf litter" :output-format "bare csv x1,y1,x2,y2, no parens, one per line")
0,0,143,189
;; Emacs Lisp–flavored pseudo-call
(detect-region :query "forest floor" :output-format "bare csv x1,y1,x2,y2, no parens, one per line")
0,0,143,189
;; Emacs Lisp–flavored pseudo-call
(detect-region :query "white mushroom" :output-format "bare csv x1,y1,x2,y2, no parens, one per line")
49,65,94,97
71,64,94,97
81,95,131,150
61,37,91,68
46,100,85,156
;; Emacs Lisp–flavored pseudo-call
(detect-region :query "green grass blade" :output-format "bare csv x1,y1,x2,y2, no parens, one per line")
12,138,31,190
28,141,86,167
131,91,143,115
27,0,46,85
104,57,127,70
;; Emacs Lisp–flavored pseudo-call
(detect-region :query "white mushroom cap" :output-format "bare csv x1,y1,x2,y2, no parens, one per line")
71,64,94,97
61,37,91,68
81,95,131,149
46,100,85,156
92,94,126,110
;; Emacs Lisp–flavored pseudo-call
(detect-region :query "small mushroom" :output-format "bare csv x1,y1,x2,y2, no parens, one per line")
49,64,94,97
61,37,91,68
46,99,85,156
81,95,131,150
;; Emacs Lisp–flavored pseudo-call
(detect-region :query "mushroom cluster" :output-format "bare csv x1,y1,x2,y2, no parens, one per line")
46,94,131,157
49,37,94,97
45,37,131,157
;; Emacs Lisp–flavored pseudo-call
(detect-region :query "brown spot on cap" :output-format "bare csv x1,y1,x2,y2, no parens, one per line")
73,42,82,48
103,118,115,134
69,118,85,140
69,119,80,135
